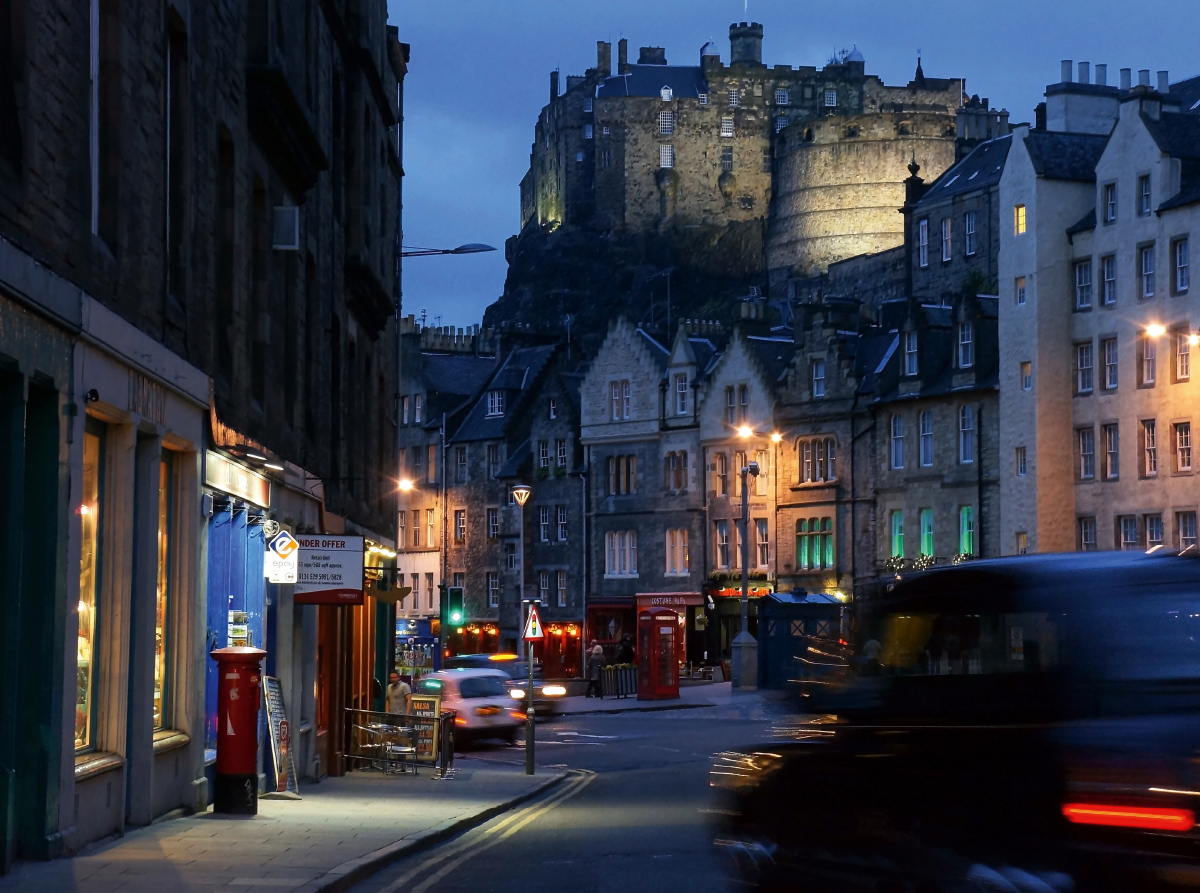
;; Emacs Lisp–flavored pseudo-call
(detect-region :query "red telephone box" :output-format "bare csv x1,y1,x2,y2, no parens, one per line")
637,609,680,700
211,646,267,814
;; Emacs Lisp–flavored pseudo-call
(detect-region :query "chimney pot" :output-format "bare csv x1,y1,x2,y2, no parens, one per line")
1158,70,1169,93
1078,61,1090,84
1120,68,1132,90
1095,63,1107,85
1060,60,1073,83
1139,69,1151,87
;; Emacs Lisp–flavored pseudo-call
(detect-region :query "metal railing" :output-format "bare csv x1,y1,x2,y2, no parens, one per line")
344,708,456,777
601,666,637,698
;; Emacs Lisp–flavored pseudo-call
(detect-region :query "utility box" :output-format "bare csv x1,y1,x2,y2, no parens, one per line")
637,609,680,700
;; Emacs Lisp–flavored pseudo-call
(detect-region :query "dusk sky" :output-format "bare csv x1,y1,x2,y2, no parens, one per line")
388,0,1196,331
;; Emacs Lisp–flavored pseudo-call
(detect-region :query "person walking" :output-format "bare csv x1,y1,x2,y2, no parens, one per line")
616,634,635,665
585,642,604,699
385,670,411,714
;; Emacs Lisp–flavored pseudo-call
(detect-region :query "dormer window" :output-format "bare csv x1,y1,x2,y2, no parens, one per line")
486,390,505,417
904,331,918,376
812,359,826,398
674,373,688,415
958,322,974,368
548,398,557,419
660,86,673,101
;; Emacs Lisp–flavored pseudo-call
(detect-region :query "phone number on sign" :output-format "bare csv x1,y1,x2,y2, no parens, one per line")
299,573,343,582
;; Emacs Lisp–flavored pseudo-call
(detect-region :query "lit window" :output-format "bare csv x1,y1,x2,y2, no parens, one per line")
1016,531,1027,554
1074,260,1092,310
964,211,977,256
904,331,918,375
659,144,674,168
918,219,929,267
720,117,734,138
959,506,975,555
661,86,673,101
77,422,105,749
941,218,952,262
1076,342,1093,393
824,89,837,107
1013,204,1026,235
1020,361,1032,390
890,510,904,558
665,528,689,575
920,509,934,557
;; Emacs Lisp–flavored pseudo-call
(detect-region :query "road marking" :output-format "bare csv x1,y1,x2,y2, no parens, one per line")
639,745,680,752
376,770,595,893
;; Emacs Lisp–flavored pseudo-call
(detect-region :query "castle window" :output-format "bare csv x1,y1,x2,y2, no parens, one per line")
699,93,708,106
659,144,674,169
824,89,837,107
658,110,674,135
728,88,739,108
584,98,593,112
721,146,733,172
775,88,789,105
775,116,788,132
720,117,734,138
660,86,673,101
584,124,593,139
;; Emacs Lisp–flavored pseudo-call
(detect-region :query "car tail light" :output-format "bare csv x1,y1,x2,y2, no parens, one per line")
454,717,467,726
511,711,526,720
1062,803,1195,832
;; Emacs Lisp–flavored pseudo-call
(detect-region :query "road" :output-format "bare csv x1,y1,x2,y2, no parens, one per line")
349,693,790,893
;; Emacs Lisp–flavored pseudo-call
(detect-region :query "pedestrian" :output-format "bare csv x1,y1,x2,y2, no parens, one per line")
616,634,635,665
385,670,411,715
585,641,604,699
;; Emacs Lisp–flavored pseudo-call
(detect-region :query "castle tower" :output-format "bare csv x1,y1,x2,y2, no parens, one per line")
728,22,763,65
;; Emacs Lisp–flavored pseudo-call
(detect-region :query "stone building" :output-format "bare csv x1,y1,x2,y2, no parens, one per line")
1000,63,1200,555
697,307,793,653
578,317,721,662
0,0,403,863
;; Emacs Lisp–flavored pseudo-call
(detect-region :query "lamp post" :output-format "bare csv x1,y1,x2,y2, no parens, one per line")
731,458,760,690
511,484,534,774
400,243,497,258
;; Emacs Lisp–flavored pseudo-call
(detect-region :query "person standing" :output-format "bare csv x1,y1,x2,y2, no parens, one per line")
616,634,635,665
385,670,411,714
585,642,604,698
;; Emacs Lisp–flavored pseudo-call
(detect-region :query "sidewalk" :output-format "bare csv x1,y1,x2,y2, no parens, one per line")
555,681,785,716
0,762,567,893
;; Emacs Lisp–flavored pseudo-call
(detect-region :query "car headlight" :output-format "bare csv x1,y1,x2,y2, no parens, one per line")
542,685,566,696
509,689,525,699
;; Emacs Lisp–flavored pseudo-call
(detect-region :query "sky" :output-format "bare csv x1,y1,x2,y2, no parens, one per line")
387,0,1197,331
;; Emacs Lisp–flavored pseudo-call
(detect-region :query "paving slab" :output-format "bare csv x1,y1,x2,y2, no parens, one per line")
0,762,567,893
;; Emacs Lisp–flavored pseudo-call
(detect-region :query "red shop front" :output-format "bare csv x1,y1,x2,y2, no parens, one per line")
539,622,582,678
635,593,705,666
586,603,636,664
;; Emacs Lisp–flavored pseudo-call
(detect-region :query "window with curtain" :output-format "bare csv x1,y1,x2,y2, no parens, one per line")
959,506,975,555
919,508,933,557
890,510,904,558
795,518,833,570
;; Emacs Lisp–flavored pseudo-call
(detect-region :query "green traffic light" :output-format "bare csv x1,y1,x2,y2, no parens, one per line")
450,611,463,623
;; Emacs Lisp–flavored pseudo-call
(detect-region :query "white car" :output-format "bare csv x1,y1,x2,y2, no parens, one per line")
414,669,523,746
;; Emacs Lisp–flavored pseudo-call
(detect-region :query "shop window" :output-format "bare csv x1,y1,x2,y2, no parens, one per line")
77,419,106,751
153,454,175,731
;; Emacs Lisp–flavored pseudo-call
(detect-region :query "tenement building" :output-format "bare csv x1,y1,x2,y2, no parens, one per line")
1000,63,1200,554
0,0,404,862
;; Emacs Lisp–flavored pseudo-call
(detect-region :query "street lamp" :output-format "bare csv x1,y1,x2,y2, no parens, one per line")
732,459,760,690
400,243,497,258
398,478,414,492
511,484,536,774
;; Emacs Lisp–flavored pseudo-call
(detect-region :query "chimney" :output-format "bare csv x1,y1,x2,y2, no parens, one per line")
1120,68,1132,90
729,21,763,65
1094,63,1107,85
1060,60,1073,83
637,46,666,65
618,38,629,74
597,41,611,76
1138,69,1151,87
1078,61,1090,84
1158,70,1170,93
1035,101,1047,130
998,109,1010,134
550,70,559,103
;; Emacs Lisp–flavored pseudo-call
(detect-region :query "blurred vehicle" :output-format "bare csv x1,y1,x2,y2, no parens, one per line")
711,552,1200,893
443,653,567,716
414,668,523,746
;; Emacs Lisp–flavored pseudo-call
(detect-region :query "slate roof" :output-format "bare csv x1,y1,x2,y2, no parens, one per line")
497,439,531,479
596,65,708,99
1142,111,1200,161
852,332,898,397
422,353,495,397
1067,207,1097,235
918,135,1011,205
1168,75,1200,115
450,344,556,443
1024,131,1109,182
747,335,794,384
1159,178,1200,213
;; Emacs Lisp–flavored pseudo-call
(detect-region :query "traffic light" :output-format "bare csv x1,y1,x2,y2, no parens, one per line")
446,586,465,626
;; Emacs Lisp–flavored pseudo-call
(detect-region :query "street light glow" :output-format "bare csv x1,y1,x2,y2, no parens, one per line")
770,432,782,443
737,426,753,438
511,484,532,506
1146,324,1167,338
1189,334,1200,346
398,478,414,491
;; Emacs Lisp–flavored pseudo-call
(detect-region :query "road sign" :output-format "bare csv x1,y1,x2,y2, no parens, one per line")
523,604,544,641
269,531,299,559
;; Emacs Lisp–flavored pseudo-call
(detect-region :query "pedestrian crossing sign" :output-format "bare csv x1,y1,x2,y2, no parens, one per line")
523,605,544,641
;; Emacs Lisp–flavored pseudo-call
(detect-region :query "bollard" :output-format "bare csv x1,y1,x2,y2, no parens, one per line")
211,646,267,814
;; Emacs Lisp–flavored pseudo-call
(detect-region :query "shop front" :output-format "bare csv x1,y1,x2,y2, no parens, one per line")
539,622,582,678
444,622,501,658
635,593,704,667
705,578,775,661
586,602,636,664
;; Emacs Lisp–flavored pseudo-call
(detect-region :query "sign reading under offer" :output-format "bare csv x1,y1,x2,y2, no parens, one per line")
294,536,365,605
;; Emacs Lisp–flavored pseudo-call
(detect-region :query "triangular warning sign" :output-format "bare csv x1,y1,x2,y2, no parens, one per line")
523,604,544,641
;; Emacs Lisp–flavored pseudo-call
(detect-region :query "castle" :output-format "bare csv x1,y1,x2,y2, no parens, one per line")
517,23,1010,292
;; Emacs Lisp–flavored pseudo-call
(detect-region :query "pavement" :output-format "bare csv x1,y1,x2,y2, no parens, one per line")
553,680,783,716
0,762,569,893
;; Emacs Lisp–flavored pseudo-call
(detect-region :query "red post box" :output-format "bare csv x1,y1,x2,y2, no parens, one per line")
637,609,680,700
211,646,267,814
